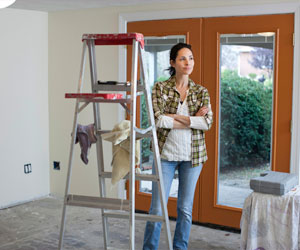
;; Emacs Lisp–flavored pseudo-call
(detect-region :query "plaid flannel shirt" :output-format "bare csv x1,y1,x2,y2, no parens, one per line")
152,76,213,167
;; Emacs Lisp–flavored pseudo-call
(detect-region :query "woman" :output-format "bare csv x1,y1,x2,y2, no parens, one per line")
143,43,213,250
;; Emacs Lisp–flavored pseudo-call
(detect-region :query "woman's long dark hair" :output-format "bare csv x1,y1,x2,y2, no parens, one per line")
167,43,193,76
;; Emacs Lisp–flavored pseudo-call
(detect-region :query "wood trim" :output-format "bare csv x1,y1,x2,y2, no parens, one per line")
271,29,280,171
120,3,299,22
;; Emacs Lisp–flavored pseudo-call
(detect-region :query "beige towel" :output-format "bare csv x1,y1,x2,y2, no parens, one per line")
102,120,140,185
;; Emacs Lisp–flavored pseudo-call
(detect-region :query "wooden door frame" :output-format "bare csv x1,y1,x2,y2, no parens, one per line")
118,3,300,184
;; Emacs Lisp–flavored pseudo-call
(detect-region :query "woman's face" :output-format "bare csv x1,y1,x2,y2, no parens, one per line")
171,47,194,76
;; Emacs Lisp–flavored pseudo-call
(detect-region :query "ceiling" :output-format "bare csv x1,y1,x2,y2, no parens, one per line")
8,0,297,13
8,0,186,12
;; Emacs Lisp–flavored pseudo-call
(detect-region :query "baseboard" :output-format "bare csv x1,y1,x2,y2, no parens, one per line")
0,194,51,209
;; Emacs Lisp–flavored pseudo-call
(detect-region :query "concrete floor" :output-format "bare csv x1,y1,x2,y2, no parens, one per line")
0,197,241,250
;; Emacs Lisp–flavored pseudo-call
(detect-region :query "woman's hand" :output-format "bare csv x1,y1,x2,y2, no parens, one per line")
166,114,190,127
166,114,176,118
196,106,208,117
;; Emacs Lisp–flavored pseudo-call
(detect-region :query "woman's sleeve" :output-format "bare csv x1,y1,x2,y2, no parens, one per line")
203,89,213,130
152,82,165,121
156,115,174,129
192,88,213,131
190,113,209,130
152,82,174,128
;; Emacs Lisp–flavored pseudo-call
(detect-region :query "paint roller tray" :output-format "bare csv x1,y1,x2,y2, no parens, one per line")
250,171,298,195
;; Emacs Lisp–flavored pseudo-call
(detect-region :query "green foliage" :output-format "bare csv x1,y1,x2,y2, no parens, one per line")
248,73,257,80
141,94,151,163
220,69,272,169
156,76,169,82
264,78,273,88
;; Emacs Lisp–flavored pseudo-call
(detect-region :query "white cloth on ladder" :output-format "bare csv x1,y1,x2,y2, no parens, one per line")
102,120,140,185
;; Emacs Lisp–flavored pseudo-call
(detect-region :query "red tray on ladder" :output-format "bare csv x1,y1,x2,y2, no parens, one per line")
65,93,123,99
82,33,144,48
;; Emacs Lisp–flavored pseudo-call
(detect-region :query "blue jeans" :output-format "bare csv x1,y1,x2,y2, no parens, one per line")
143,160,203,250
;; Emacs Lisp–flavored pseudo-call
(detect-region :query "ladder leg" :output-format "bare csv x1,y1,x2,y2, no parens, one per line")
94,103,109,249
139,46,172,250
87,40,109,249
58,101,80,250
59,42,87,250
151,138,172,250
129,40,139,250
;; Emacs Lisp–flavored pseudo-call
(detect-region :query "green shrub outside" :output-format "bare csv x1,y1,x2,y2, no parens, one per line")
248,73,257,80
220,69,272,169
141,94,151,163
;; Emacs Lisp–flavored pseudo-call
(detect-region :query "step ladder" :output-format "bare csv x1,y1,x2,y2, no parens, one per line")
58,33,172,250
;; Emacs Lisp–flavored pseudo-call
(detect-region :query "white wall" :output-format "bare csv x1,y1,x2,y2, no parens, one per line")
49,8,121,198
0,9,49,208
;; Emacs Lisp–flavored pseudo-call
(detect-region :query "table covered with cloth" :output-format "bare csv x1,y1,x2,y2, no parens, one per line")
240,185,300,250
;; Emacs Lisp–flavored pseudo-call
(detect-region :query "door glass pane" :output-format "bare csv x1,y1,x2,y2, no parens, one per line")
218,33,275,208
139,35,185,197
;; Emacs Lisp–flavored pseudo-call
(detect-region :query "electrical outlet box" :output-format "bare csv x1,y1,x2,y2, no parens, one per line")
53,161,60,170
24,163,32,174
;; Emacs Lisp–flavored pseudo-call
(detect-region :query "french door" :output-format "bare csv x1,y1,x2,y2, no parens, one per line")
127,13,294,228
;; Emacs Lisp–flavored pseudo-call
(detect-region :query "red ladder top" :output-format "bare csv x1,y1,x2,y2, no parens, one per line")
82,33,144,48
65,93,123,100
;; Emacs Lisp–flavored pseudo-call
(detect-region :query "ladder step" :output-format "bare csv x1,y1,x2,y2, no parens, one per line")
94,83,144,92
97,129,112,135
100,171,159,182
136,132,153,139
103,211,165,222
66,195,129,210
65,93,129,104
98,80,130,85
97,129,153,139
135,126,154,138
136,173,159,181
